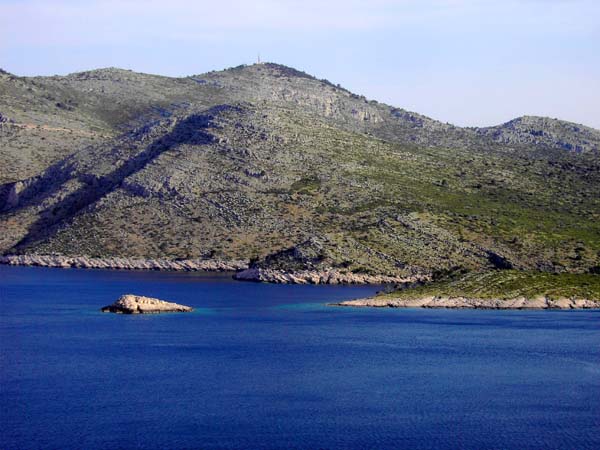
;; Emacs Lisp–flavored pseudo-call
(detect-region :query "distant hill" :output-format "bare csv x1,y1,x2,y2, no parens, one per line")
1,63,599,278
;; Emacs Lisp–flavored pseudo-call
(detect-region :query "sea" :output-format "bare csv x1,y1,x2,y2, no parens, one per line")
1,265,599,449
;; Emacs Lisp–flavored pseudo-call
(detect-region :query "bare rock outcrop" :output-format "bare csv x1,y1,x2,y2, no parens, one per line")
234,267,427,285
334,295,599,309
101,294,193,314
0,254,248,272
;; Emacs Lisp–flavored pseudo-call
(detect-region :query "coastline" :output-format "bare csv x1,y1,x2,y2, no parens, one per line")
333,295,600,310
3,255,598,305
233,267,427,285
0,255,420,285
0,254,249,272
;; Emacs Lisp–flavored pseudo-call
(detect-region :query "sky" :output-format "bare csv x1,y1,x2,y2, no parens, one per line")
1,0,599,129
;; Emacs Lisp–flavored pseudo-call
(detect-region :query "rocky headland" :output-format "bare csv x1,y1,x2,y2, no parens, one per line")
0,254,248,272
332,271,600,309
333,296,599,310
234,267,426,285
101,294,193,314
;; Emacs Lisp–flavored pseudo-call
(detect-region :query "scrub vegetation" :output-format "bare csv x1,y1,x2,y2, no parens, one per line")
1,63,599,280
379,271,600,301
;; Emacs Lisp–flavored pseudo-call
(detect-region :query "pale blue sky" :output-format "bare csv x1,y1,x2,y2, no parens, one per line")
1,0,599,128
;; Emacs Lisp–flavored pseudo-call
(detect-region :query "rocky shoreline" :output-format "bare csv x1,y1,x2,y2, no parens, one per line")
234,267,427,285
333,295,599,309
0,254,248,272
0,254,421,285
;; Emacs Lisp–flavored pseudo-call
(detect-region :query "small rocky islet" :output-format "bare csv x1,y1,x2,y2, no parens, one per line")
101,294,193,314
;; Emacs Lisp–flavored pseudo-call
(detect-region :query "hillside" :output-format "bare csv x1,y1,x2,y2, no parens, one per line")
1,63,599,280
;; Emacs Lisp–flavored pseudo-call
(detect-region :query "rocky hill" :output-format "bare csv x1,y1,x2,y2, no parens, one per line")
476,116,600,154
1,63,599,280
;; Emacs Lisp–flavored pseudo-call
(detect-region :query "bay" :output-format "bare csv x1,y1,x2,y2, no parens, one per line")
1,265,599,449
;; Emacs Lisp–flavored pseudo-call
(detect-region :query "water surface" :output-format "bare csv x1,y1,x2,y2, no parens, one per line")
1,266,599,449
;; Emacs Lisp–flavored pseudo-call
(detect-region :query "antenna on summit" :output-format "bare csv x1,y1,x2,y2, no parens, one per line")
257,53,262,65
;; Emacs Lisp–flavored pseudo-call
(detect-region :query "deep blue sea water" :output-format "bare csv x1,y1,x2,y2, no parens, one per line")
1,265,599,450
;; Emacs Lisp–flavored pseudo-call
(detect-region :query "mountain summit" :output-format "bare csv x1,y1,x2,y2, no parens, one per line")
1,63,599,279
